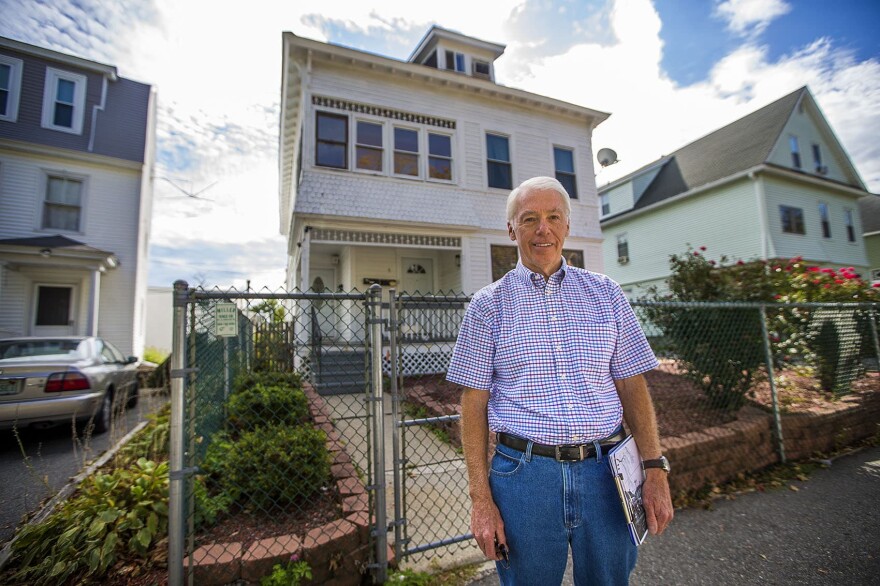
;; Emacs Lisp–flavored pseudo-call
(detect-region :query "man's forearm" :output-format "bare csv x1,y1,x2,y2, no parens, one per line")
460,387,492,502
614,374,662,459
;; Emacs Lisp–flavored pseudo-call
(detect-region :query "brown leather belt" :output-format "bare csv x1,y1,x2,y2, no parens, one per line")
496,429,625,462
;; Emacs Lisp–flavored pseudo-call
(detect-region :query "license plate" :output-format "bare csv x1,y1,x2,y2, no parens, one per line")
0,379,22,396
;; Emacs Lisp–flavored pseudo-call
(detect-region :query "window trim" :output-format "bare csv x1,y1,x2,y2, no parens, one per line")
486,132,513,190
39,171,88,234
844,208,856,243
818,202,831,239
0,54,24,122
427,131,453,182
780,205,805,235
616,233,629,263
392,125,421,179
553,145,578,199
315,110,349,170
41,67,87,134
600,194,610,216
354,118,384,174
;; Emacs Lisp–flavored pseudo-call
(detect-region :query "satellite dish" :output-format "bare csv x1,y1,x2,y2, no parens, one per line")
597,148,619,167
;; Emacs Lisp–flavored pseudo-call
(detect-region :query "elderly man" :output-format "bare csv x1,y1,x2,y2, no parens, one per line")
447,176,673,585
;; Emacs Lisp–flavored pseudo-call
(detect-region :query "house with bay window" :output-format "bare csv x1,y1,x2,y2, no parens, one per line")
279,26,609,299
598,86,873,296
0,36,156,356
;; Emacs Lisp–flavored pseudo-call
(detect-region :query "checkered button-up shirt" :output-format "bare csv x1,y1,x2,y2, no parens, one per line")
447,259,658,445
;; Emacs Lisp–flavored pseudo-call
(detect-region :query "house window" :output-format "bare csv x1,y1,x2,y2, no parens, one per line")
315,112,348,169
563,249,584,269
41,68,87,134
486,133,512,189
812,143,825,173
445,51,465,72
43,176,83,232
819,202,831,238
393,127,419,176
789,135,801,169
600,194,610,216
0,54,23,122
845,208,856,242
780,205,805,234
553,147,577,199
355,120,383,172
36,286,72,326
473,60,490,78
428,133,452,180
616,234,629,263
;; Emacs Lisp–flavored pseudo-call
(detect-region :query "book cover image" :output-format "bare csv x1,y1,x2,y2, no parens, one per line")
608,436,649,546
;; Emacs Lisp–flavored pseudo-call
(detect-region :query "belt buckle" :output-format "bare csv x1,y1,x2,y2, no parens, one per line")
554,445,586,462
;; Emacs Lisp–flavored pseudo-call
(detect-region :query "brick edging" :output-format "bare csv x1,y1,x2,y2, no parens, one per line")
186,383,372,585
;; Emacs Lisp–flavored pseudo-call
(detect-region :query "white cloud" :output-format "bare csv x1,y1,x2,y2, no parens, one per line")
715,0,791,37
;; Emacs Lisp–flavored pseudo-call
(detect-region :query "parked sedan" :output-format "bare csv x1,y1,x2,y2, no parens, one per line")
0,336,139,434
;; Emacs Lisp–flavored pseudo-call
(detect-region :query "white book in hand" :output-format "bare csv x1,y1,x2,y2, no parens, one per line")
607,435,649,546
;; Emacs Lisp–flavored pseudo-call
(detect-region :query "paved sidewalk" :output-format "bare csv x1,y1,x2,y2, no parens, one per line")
467,445,880,585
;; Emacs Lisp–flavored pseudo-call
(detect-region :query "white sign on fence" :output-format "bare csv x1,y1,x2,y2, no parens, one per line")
214,302,238,337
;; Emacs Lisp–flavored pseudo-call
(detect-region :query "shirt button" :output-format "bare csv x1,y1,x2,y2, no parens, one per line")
560,373,567,380
567,404,574,410
555,344,562,351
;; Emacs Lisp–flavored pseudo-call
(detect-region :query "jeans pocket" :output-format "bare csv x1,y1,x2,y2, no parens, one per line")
489,445,524,477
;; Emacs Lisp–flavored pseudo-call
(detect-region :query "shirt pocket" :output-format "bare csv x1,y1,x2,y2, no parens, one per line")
571,319,617,382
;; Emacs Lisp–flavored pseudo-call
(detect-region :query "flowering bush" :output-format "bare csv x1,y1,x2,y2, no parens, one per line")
644,247,877,401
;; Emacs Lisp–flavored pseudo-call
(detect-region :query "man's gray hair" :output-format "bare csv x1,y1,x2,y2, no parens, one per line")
506,176,572,224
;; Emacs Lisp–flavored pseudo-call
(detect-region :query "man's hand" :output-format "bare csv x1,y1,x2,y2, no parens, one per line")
471,496,507,560
642,469,673,535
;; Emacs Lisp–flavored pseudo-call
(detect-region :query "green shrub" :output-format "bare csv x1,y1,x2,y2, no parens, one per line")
226,384,310,431
233,370,303,394
116,404,170,465
261,558,312,586
203,424,330,512
7,459,168,585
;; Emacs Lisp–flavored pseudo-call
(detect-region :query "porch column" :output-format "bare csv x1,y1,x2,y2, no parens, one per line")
299,228,311,291
86,269,101,335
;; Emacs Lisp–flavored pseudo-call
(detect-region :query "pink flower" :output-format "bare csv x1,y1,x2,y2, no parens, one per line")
736,260,745,266
835,279,844,284
807,267,820,272
699,246,707,251
873,283,880,288
774,294,782,299
812,279,821,285
709,260,716,266
693,251,700,256
824,284,832,289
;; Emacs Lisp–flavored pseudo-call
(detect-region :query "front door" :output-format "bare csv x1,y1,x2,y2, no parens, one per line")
400,258,434,294
32,284,76,336
308,268,339,339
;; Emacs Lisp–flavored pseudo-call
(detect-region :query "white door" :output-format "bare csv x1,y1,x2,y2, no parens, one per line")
308,268,339,339
32,284,76,336
400,258,434,293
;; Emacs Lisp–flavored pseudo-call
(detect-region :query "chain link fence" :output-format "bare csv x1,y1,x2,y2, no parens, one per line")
167,283,880,584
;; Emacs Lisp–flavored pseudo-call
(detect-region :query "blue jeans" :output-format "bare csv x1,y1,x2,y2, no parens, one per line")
489,440,637,585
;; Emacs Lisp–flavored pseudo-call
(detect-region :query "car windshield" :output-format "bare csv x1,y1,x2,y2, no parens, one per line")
0,339,87,360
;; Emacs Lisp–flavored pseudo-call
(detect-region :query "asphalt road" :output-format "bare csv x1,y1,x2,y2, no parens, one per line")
0,390,167,546
467,445,880,585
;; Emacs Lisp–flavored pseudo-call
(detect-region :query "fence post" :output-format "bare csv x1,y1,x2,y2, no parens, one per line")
388,289,404,563
368,284,388,582
168,280,189,586
759,305,786,463
869,308,880,371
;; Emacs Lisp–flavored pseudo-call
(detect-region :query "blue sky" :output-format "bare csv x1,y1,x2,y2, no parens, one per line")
1,0,878,289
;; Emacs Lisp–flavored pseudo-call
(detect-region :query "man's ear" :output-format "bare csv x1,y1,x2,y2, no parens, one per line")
507,222,516,241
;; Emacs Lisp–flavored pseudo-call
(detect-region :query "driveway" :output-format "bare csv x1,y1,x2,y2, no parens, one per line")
0,389,168,546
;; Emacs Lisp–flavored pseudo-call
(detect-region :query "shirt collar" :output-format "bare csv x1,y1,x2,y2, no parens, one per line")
514,257,568,289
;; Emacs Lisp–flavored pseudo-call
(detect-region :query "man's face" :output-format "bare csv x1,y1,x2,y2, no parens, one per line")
507,188,570,278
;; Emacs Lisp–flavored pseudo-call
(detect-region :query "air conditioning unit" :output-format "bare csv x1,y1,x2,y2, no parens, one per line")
618,255,629,265
816,165,829,175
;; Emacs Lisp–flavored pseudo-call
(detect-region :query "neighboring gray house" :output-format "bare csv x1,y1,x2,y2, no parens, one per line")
0,37,156,356
279,26,609,300
599,86,873,295
859,194,880,283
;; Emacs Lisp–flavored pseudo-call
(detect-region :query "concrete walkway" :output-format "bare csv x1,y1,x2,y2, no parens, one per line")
323,393,483,573
467,445,880,585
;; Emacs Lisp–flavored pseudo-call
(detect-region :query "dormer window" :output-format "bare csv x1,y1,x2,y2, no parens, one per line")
423,50,438,68
41,67,87,134
445,51,465,73
473,60,490,79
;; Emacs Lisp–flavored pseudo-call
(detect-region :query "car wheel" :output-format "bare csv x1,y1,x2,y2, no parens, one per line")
93,391,112,434
126,380,140,408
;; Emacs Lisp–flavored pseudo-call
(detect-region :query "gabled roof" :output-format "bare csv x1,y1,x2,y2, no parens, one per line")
600,86,868,221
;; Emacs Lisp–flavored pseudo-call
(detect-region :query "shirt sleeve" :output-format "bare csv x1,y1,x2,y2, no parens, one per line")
446,295,494,391
607,279,658,380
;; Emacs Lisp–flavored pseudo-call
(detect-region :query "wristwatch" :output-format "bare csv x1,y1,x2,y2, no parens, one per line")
642,455,671,473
